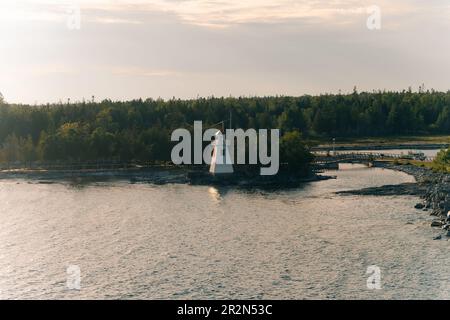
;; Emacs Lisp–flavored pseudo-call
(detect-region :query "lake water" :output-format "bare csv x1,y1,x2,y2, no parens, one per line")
0,164,449,299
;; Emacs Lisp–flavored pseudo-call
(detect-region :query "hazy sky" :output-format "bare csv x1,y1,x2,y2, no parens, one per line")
1,0,449,104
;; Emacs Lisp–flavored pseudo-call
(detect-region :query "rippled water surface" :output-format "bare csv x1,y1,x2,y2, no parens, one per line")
0,165,449,299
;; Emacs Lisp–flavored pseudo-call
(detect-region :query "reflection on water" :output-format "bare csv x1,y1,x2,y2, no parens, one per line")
0,165,448,299
208,187,221,202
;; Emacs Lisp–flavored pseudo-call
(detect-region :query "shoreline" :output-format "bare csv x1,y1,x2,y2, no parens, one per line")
1,161,448,235
338,161,450,237
0,166,334,188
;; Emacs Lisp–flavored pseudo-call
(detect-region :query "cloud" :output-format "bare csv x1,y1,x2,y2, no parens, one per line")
110,66,183,77
92,17,144,24
2,63,80,76
0,0,435,28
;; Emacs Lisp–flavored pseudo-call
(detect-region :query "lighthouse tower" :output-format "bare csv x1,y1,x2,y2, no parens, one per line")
209,131,234,174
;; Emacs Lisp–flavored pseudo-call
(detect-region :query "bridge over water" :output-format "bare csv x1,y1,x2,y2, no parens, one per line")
312,151,435,171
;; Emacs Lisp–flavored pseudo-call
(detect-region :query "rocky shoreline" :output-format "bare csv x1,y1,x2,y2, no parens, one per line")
338,162,450,238
2,161,448,235
0,165,334,189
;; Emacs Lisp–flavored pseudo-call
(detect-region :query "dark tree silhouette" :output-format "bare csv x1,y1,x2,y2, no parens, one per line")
0,90,449,164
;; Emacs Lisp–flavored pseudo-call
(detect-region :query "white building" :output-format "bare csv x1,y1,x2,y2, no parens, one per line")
209,131,234,174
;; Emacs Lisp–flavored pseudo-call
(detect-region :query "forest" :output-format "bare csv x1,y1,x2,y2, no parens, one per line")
0,89,449,166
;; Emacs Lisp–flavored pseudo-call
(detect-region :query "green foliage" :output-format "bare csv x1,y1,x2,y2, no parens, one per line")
0,90,449,164
0,134,37,162
436,106,450,132
434,148,450,166
90,128,115,159
280,131,314,173
429,148,450,173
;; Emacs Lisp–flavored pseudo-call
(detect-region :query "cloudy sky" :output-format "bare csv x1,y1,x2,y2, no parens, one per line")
0,0,449,104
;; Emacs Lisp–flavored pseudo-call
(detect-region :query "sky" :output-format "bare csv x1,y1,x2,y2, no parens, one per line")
0,0,449,104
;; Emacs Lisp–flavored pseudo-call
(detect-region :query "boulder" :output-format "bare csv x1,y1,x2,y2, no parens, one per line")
415,203,425,209
431,209,441,216
431,220,443,227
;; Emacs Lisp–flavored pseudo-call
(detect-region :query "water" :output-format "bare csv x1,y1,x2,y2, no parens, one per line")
0,164,449,300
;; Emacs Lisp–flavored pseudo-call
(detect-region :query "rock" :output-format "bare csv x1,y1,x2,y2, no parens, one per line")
415,203,425,209
431,209,442,216
431,220,443,227
433,235,442,240
336,183,427,196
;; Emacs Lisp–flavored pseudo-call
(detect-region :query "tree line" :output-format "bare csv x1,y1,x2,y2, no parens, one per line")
0,89,449,165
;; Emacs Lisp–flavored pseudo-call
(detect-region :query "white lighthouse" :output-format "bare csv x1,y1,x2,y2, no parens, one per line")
209,131,234,175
